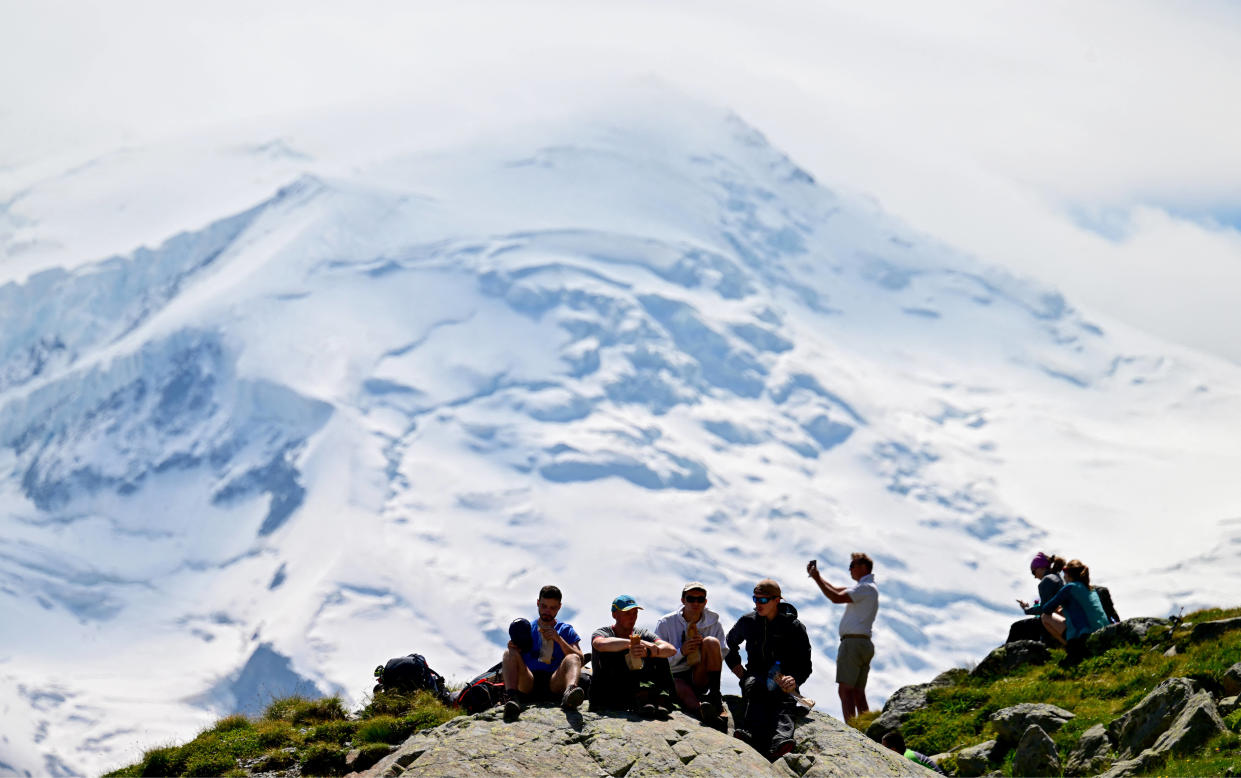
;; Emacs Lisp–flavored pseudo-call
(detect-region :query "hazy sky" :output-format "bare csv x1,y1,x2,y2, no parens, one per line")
3,0,1240,363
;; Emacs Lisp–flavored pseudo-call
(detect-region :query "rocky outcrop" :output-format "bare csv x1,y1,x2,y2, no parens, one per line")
1107,677,1197,759
950,739,998,777
1099,679,1228,777
989,703,1074,743
1222,661,1241,697
1189,616,1241,643
1012,725,1059,778
865,669,965,741
357,699,933,778
1063,722,1111,776
969,641,1050,680
1085,617,1169,654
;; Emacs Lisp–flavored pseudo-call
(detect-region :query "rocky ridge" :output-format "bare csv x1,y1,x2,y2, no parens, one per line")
355,698,934,778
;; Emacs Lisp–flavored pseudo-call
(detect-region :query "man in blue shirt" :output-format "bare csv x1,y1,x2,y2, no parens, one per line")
502,584,586,720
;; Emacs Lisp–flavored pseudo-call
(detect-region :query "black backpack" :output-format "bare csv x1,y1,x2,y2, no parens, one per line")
453,663,506,714
373,654,448,701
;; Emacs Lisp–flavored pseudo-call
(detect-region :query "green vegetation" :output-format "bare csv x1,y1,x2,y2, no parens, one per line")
894,606,1241,776
103,691,461,778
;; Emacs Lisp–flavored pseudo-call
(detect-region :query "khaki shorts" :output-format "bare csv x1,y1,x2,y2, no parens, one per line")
836,636,874,688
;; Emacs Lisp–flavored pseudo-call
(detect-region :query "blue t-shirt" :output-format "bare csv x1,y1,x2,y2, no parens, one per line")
522,620,581,673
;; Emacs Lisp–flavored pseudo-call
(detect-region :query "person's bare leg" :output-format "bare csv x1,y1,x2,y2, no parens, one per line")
502,647,534,694
549,653,582,694
1041,613,1068,646
838,684,858,722
674,678,701,712
851,687,869,716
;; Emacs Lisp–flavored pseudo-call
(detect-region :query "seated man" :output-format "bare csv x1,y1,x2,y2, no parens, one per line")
590,594,677,717
654,582,728,725
725,578,812,761
501,584,586,720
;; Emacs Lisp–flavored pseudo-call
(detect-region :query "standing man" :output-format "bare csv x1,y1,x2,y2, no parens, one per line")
807,553,878,723
591,595,678,717
725,578,812,761
655,582,728,725
501,584,586,720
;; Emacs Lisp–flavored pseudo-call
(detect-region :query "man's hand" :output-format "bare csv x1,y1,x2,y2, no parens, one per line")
777,674,796,693
1016,599,1029,610
683,635,703,654
629,640,647,659
540,623,557,643
806,560,820,580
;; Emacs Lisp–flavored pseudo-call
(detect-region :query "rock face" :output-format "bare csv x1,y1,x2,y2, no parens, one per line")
1064,722,1112,776
358,699,933,778
865,669,965,741
989,703,1074,743
1222,661,1241,697
1085,617,1169,654
969,641,1051,680
1012,725,1060,778
1107,677,1197,759
951,739,998,777
1189,616,1241,643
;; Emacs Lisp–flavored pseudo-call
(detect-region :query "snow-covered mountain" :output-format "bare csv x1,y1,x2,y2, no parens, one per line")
2,93,1239,776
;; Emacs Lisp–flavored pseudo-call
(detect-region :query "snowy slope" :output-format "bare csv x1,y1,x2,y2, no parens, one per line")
2,94,1240,776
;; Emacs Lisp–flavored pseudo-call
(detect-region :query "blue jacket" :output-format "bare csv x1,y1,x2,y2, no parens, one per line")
1027,581,1109,640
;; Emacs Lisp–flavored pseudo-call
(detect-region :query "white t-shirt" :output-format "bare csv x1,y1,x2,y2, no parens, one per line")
838,574,878,637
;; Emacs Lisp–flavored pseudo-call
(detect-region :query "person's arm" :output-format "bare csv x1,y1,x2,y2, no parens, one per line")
789,622,812,687
592,634,632,653
807,561,853,603
643,636,676,659
1025,583,1069,615
654,617,684,661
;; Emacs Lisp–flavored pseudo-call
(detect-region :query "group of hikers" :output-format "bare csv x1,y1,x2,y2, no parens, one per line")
1009,552,1121,663
468,549,1118,767
497,553,878,762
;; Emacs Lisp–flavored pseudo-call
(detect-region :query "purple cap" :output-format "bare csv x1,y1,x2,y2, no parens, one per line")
1030,552,1051,570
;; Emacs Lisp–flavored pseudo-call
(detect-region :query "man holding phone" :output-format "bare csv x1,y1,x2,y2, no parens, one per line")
807,554,879,723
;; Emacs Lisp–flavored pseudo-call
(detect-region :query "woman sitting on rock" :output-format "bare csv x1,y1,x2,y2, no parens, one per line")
1022,559,1111,664
1016,552,1068,646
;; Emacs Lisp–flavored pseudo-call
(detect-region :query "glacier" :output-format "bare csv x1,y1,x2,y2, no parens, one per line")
1,94,1240,776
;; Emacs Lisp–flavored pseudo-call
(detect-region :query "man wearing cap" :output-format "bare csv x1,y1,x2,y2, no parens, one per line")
655,582,728,725
807,553,879,723
725,578,812,761
590,595,678,717
501,584,586,721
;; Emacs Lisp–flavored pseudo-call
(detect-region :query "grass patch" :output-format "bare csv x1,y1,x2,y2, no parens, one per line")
1184,606,1241,623
106,690,461,776
1158,731,1241,777
847,709,880,732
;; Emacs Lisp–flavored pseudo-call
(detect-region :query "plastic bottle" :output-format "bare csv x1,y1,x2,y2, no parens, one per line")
626,633,644,670
685,621,701,667
766,660,783,692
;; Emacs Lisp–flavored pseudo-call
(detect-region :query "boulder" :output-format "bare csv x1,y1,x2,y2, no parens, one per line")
952,739,998,777
1222,661,1241,697
865,669,964,741
1189,616,1241,643
1063,723,1112,776
1106,677,1197,759
359,698,931,778
1099,691,1226,778
969,641,1051,680
1012,725,1060,778
1085,618,1170,654
989,703,1074,744
1220,695,1239,716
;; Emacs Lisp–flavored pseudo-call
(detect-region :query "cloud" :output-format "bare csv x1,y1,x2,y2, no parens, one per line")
2,0,1239,362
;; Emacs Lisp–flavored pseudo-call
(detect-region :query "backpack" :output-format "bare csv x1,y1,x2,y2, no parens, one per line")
373,654,448,701
453,663,506,714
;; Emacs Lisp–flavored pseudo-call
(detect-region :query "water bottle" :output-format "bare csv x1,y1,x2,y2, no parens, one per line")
766,660,783,692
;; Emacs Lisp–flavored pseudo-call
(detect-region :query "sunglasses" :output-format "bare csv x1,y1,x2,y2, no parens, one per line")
683,595,706,603
752,595,776,604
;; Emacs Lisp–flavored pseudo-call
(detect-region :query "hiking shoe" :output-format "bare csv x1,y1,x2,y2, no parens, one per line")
503,698,523,721
768,738,795,761
698,701,719,723
653,704,672,720
561,686,585,711
637,703,658,719
733,728,754,747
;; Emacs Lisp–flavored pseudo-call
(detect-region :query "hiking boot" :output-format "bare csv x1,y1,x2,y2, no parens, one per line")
733,728,754,747
768,738,795,761
698,701,719,723
637,703,658,719
561,685,585,711
653,704,672,720
503,698,524,721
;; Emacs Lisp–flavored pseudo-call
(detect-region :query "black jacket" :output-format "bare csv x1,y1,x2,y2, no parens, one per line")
724,602,812,686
